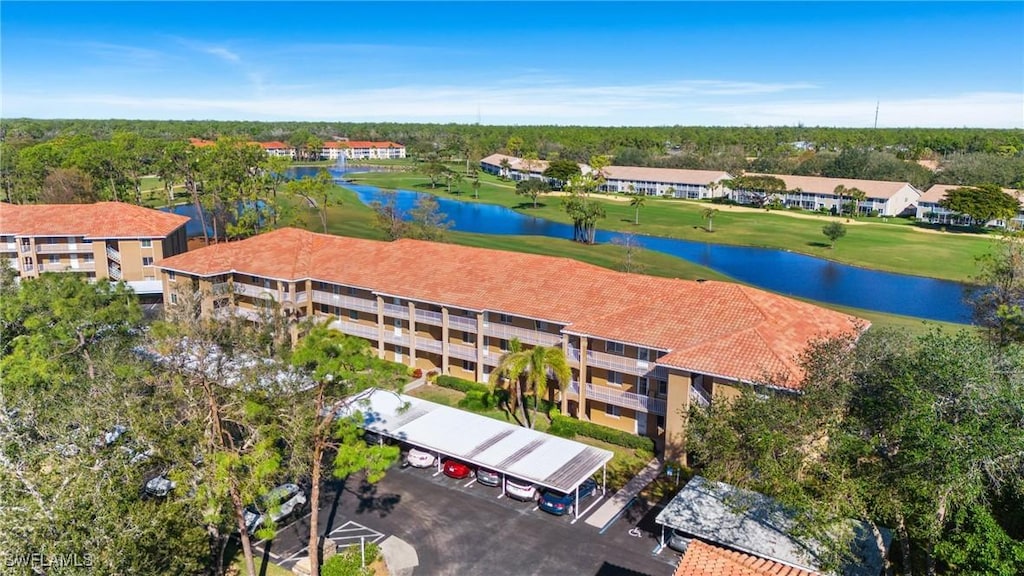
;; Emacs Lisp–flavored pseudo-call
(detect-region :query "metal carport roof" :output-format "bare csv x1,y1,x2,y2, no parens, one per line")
338,388,613,494
655,476,891,576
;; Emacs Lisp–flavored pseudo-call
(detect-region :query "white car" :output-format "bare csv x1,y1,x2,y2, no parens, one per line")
405,447,436,468
244,483,308,533
505,478,537,501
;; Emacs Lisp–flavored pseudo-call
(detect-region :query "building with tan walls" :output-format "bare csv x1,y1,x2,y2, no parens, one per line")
158,227,864,456
1,202,190,297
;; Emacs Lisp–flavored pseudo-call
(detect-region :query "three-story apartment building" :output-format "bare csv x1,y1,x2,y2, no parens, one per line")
1,202,189,298
158,227,863,456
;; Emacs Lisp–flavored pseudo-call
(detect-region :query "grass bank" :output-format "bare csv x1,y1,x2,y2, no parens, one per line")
347,169,994,283
278,184,971,335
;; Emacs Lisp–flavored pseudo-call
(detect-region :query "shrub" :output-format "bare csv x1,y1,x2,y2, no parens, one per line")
435,375,488,394
457,389,499,411
322,542,380,576
548,413,655,451
412,368,423,378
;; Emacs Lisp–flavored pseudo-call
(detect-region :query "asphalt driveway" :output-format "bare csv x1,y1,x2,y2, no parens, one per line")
255,462,679,576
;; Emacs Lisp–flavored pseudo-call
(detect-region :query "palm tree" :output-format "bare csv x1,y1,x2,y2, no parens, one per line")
489,338,572,429
702,207,720,232
630,194,646,225
499,158,512,180
472,176,481,199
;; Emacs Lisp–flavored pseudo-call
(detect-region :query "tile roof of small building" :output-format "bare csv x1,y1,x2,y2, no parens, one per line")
675,541,820,576
322,141,404,149
159,227,864,387
745,173,918,201
0,202,191,238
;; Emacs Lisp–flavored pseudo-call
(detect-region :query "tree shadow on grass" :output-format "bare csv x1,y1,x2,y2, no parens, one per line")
513,202,548,210
807,241,832,248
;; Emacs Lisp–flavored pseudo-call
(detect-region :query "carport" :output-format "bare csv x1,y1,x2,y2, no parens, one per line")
655,476,891,575
337,388,614,520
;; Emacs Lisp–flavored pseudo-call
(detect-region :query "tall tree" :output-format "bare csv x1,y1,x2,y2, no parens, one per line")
289,327,404,576
516,178,550,208
285,169,337,234
967,234,1024,346
542,159,581,189
630,194,646,225
489,339,571,429
407,194,452,242
369,189,408,241
701,207,719,232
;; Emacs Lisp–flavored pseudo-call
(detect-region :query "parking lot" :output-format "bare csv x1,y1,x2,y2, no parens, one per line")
253,459,680,576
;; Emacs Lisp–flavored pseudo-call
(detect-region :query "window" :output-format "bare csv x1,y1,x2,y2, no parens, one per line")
536,320,548,331
605,341,625,354
140,239,152,248
49,254,59,263
263,278,272,289
348,286,357,295
462,360,476,371
349,309,358,320
142,257,154,267
498,313,510,324
605,404,620,418
393,317,402,328
637,377,649,396
657,379,668,397
144,275,155,281
499,339,509,352
656,415,665,429
463,331,474,344
168,271,176,282
170,293,178,305
638,348,652,362
84,254,94,263
607,371,622,386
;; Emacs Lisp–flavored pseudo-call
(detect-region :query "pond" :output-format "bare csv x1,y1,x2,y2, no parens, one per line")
338,184,972,324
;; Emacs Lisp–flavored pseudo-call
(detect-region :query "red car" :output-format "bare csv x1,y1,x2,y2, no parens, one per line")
442,459,474,479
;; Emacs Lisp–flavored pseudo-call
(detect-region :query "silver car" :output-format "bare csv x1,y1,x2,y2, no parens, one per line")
244,483,308,533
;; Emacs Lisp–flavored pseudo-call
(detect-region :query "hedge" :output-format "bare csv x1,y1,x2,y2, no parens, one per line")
435,375,489,394
548,412,655,451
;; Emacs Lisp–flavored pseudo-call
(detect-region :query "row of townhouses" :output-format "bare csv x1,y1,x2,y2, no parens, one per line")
0,202,190,297
188,138,407,160
915,184,1024,228
157,227,863,456
481,153,1022,222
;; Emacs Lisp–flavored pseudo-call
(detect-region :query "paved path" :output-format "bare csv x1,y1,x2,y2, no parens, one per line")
586,458,662,528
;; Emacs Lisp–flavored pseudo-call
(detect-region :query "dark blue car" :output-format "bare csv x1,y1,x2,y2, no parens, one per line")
538,478,599,516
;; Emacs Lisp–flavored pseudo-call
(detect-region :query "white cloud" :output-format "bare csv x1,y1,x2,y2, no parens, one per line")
204,46,240,63
4,81,1020,128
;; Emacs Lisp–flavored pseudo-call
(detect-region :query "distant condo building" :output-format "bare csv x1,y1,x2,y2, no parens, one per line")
1,202,190,297
187,138,406,161
158,227,863,455
915,184,1024,228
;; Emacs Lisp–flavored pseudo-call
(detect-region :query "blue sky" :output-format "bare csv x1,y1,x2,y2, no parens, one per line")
2,2,1022,127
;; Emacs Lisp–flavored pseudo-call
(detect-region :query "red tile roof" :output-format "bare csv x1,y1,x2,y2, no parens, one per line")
675,541,820,576
0,202,190,238
188,138,216,147
258,141,290,149
159,228,864,387
322,141,404,149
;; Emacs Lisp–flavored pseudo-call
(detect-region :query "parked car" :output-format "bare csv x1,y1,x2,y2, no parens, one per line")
505,478,538,501
539,478,599,516
667,529,692,553
476,468,501,487
442,459,474,479
363,430,391,446
243,483,308,533
405,447,436,469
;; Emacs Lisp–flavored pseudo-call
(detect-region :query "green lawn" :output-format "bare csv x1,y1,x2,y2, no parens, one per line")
278,184,972,335
347,169,996,283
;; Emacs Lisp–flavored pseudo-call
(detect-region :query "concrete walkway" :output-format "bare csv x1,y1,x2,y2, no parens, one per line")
380,535,419,576
585,458,662,529
403,375,428,392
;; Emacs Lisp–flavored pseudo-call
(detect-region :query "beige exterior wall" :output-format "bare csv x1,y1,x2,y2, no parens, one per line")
588,400,638,433
664,370,692,460
710,377,742,402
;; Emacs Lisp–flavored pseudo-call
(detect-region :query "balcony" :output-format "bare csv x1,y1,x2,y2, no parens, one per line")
39,262,67,272
585,349,654,376
483,322,561,347
385,330,409,346
414,309,443,327
448,342,477,361
281,290,309,304
690,385,711,408
108,265,122,281
4,242,15,252
327,319,378,340
567,346,581,364
382,302,409,320
579,382,666,415
105,245,121,263
36,243,91,254
447,314,477,332
311,291,379,313
233,283,276,299
415,337,443,355
212,282,230,295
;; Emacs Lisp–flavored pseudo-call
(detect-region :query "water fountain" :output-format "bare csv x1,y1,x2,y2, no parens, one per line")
331,152,348,180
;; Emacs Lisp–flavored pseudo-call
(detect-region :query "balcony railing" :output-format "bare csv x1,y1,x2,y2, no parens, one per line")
385,330,409,346
448,342,477,361
311,291,379,313
415,337,443,354
447,314,477,332
108,265,122,281
212,282,230,295
567,346,581,364
20,243,31,253
4,242,16,252
690,385,711,408
414,309,443,327
483,322,561,347
328,319,378,340
586,349,654,376
581,382,666,415
105,245,121,263
382,303,409,320
233,283,275,299
23,262,34,272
